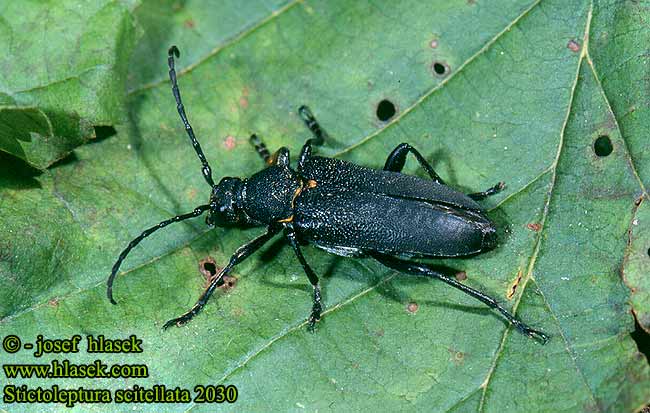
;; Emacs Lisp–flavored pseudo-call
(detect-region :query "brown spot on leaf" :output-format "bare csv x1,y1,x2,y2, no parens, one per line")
184,19,195,29
239,88,249,109
448,348,466,365
527,223,542,232
567,39,581,53
48,298,59,307
198,257,238,292
187,187,198,200
507,270,523,300
430,39,438,49
223,135,236,150
455,271,467,281
218,275,238,292
406,302,419,313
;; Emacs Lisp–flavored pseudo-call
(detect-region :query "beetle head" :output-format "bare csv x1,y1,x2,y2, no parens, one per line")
206,177,250,227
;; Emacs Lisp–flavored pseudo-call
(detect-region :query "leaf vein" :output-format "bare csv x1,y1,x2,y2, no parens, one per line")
333,0,542,158
478,3,599,411
127,0,300,96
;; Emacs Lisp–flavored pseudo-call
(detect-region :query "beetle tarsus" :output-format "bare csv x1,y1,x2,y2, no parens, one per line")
519,325,549,345
468,181,506,201
307,286,322,332
162,315,189,330
162,285,218,330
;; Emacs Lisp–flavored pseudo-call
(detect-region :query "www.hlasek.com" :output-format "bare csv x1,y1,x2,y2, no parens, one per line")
4,360,148,379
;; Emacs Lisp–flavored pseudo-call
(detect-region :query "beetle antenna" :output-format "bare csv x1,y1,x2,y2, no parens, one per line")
107,204,211,304
168,45,215,187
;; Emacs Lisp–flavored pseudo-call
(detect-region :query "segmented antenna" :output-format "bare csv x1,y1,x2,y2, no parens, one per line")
107,205,210,304
168,45,215,187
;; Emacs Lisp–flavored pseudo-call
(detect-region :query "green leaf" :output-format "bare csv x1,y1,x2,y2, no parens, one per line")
2,1,649,412
0,0,138,169
593,0,650,336
626,200,650,332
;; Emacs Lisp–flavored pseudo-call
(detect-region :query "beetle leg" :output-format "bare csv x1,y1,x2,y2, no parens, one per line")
468,181,506,200
249,134,271,164
248,135,291,168
371,252,549,344
383,143,446,185
285,225,323,331
298,105,328,146
162,226,280,329
298,105,329,166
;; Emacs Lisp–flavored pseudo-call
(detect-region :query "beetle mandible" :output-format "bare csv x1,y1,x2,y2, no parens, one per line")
106,46,548,344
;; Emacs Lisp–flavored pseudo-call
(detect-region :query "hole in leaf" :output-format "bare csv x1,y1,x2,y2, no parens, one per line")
594,135,613,157
203,262,217,275
631,317,650,364
376,99,396,122
647,247,650,258
93,125,117,141
432,62,449,76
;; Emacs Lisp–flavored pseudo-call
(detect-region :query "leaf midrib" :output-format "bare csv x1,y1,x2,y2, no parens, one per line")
476,3,598,411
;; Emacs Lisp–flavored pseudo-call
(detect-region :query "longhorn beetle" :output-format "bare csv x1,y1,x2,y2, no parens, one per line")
107,46,549,344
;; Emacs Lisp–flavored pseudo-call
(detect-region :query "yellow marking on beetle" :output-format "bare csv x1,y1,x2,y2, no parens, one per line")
276,179,317,223
290,182,303,208
266,150,279,166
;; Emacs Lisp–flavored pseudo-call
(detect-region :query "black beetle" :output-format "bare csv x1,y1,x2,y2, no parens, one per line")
107,46,548,344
